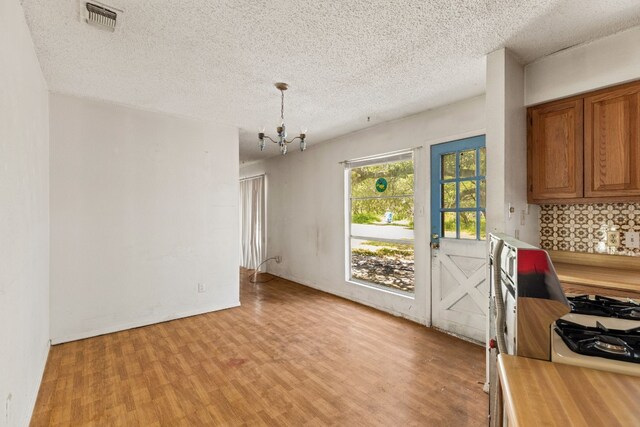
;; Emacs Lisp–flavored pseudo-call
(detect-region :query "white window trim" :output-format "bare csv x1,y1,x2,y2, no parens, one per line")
343,149,417,297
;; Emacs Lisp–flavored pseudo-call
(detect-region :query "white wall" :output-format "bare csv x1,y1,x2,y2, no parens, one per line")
0,1,50,425
526,25,640,106
240,96,485,324
50,94,239,344
486,48,539,245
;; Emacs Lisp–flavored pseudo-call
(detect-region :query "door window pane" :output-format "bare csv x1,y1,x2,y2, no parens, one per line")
479,179,486,208
459,212,477,240
459,150,476,178
480,212,486,240
479,148,486,176
442,153,456,180
443,212,456,238
442,183,456,208
459,180,476,208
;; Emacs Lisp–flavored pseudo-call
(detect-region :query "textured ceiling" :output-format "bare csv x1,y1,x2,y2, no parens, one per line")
21,0,640,162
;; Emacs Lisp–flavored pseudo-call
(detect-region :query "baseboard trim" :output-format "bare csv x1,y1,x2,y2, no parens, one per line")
50,302,241,345
268,271,427,326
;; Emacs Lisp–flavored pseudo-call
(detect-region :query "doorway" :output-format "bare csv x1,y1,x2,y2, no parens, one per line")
239,175,266,270
430,136,487,342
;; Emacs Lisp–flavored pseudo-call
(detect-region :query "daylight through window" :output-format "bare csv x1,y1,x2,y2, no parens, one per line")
346,151,415,294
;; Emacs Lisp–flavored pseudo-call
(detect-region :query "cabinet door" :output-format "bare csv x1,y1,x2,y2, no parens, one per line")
585,82,640,197
527,99,583,202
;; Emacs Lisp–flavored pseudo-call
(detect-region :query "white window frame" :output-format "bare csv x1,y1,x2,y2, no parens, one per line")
343,149,416,296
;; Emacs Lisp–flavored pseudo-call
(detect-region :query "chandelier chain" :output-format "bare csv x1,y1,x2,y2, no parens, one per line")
280,89,285,121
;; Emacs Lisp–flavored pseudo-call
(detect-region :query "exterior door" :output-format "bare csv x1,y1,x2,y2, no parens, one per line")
430,136,487,343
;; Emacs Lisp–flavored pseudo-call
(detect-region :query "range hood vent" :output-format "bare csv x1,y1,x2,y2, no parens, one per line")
85,2,117,31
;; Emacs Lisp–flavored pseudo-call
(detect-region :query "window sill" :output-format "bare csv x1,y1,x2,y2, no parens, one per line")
346,278,415,299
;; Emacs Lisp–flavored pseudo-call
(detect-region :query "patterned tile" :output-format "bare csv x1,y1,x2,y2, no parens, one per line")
539,203,640,256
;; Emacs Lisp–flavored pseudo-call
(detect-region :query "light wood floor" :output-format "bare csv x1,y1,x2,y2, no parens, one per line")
31,270,487,426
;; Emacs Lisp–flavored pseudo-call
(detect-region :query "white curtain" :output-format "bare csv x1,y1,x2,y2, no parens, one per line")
239,175,266,270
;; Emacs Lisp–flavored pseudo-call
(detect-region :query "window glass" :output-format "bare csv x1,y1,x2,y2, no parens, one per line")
350,238,414,293
480,212,487,240
442,183,456,209
442,153,456,180
459,212,477,240
437,146,485,240
442,212,457,238
459,180,476,208
459,150,476,178
348,156,415,294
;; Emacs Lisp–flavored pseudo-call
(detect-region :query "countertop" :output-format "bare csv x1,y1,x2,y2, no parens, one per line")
497,354,640,427
548,250,640,295
554,262,640,292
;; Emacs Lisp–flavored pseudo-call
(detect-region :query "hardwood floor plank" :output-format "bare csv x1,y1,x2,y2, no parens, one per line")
31,269,487,426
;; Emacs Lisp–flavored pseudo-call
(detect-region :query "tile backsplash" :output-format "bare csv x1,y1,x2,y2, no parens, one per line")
539,203,640,256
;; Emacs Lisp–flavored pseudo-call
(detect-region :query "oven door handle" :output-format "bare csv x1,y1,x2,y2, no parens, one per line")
503,280,515,298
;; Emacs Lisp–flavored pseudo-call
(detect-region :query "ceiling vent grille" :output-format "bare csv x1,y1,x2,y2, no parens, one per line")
85,2,117,31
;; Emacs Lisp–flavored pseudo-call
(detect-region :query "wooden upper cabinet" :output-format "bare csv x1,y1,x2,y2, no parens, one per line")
527,99,583,202
584,82,640,197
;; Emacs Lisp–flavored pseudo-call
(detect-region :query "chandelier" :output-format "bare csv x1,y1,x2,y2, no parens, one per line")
258,82,307,155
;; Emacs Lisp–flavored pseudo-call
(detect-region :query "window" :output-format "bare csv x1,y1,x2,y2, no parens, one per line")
345,151,415,294
435,144,486,240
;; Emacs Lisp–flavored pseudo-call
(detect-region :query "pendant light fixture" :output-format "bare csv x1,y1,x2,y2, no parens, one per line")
258,82,307,155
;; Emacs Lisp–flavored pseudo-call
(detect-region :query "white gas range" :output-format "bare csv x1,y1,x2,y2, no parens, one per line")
487,233,640,425
552,295,640,377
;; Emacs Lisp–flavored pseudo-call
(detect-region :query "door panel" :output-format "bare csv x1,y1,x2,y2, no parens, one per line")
585,83,640,196
432,239,487,342
430,136,487,343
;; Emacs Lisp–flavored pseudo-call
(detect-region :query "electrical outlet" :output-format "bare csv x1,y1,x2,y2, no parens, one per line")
607,230,621,247
624,231,640,249
197,283,206,293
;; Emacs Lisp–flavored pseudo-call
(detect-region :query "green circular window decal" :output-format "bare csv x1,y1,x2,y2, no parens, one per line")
375,177,388,193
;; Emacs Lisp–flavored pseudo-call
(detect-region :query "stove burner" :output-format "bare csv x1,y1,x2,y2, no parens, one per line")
568,295,640,320
593,336,630,355
554,319,640,363
627,308,640,319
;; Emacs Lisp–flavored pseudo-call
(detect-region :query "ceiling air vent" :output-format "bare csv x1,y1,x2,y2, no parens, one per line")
84,2,118,31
